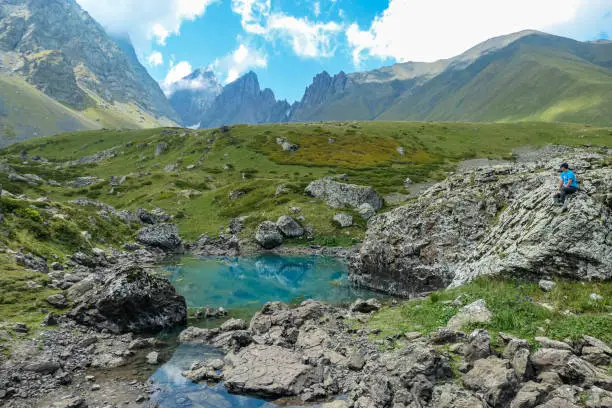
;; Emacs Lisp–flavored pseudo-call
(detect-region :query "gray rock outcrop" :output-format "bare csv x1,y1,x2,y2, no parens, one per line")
305,178,383,210
333,213,353,228
351,147,611,297
67,263,187,333
277,215,304,238
136,224,182,251
255,221,283,249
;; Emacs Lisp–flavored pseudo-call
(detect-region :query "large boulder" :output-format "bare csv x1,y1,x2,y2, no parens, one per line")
223,344,322,397
463,356,519,407
68,263,187,333
276,215,304,238
305,178,383,210
351,148,611,296
255,221,283,249
136,223,182,251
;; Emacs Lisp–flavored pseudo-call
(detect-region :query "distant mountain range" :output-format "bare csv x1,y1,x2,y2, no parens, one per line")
0,0,178,146
0,0,610,146
172,30,611,128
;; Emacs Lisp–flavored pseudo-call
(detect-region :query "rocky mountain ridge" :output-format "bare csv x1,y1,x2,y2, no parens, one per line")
175,30,612,128
0,0,179,144
197,71,290,128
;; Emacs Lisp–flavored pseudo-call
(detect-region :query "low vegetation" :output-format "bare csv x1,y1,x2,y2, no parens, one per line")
366,278,612,346
1,121,610,243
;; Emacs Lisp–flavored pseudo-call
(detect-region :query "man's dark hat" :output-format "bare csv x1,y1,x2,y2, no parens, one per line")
560,162,569,169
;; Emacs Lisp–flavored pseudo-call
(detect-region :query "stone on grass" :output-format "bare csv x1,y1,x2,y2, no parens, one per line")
539,280,556,292
358,203,376,220
447,299,492,330
305,178,383,210
255,221,283,249
46,294,69,308
276,215,304,238
350,298,381,313
333,213,353,228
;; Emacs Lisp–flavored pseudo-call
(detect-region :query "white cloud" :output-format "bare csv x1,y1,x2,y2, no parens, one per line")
267,15,342,57
147,51,164,66
213,44,268,83
313,1,321,17
231,0,342,58
346,0,585,65
77,0,216,50
160,61,194,95
231,0,270,35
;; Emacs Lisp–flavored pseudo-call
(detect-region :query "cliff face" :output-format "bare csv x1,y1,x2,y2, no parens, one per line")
289,71,352,122
0,0,179,121
350,146,612,297
168,69,222,127
199,72,289,128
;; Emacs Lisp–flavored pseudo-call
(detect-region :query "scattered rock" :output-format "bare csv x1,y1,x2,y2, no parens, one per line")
255,221,283,249
464,329,491,362
539,280,556,292
333,213,353,228
350,298,381,313
67,263,187,333
590,293,603,301
136,223,182,251
12,323,28,333
277,215,305,238
463,356,518,407
305,178,383,210
223,344,322,397
357,203,376,220
535,337,572,351
46,294,69,308
221,318,248,332
155,142,168,156
229,190,246,200
71,176,104,188
447,299,492,330
15,252,48,273
276,137,299,152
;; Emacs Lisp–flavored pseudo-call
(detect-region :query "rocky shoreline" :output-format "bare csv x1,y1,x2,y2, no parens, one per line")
177,299,612,408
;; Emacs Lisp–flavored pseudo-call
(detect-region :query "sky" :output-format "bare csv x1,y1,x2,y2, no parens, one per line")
76,0,612,103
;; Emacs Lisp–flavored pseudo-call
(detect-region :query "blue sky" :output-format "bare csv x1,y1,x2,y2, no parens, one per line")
77,0,612,103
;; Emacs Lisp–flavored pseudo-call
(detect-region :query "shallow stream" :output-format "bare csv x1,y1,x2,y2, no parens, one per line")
147,255,382,407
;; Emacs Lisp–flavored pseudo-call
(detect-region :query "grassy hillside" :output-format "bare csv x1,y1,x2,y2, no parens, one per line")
289,33,612,127
381,35,612,125
1,121,610,243
0,75,100,147
0,74,178,147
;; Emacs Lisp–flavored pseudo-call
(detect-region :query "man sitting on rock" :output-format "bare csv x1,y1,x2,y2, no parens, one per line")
553,162,579,206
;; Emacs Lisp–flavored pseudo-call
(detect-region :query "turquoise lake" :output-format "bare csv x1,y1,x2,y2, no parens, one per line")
148,255,379,407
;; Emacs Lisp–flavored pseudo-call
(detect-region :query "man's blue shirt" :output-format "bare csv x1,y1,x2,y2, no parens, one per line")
561,170,578,188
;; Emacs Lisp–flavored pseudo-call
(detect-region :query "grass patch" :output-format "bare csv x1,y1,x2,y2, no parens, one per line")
367,278,612,345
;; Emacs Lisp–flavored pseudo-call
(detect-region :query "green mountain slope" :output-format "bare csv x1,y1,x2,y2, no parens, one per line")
0,0,179,145
379,34,612,124
287,32,612,126
0,74,99,147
